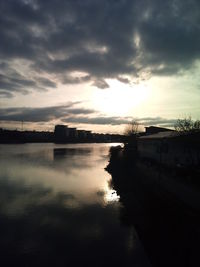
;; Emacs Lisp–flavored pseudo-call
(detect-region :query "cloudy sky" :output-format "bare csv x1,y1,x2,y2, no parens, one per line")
0,0,200,133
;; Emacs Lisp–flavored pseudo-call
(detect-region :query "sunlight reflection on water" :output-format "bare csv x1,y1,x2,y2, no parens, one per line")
0,143,120,207
0,143,150,267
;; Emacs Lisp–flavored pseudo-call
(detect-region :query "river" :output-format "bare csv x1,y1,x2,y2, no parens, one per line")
0,143,150,267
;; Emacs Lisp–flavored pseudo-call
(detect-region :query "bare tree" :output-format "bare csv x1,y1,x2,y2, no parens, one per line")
174,116,200,134
124,120,139,136
193,120,200,131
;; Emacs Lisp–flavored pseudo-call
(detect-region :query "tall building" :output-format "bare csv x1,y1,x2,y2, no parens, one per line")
54,125,69,142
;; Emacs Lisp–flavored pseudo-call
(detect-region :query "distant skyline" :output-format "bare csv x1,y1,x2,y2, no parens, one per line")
1,0,200,133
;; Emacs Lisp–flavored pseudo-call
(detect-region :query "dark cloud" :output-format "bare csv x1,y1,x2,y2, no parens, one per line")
0,103,96,122
0,64,57,97
62,116,131,125
117,77,130,84
62,74,91,85
37,77,57,88
92,79,109,89
0,91,13,98
137,0,200,75
0,0,200,96
0,73,36,95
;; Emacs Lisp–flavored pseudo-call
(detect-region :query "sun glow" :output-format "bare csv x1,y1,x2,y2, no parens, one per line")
92,79,150,116
104,189,120,202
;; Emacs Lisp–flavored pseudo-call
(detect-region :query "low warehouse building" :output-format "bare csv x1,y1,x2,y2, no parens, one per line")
138,131,200,168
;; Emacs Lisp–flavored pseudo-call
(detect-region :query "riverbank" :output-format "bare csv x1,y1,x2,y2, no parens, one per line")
106,145,200,215
106,145,200,267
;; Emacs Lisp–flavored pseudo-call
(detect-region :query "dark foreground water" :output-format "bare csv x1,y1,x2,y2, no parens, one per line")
0,143,150,267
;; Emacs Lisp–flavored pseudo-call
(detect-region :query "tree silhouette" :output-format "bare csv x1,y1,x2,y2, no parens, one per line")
174,116,200,134
124,120,139,136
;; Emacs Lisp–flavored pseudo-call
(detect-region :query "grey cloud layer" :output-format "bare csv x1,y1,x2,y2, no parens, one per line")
0,62,57,96
1,0,200,96
0,104,176,127
63,116,177,127
0,103,96,122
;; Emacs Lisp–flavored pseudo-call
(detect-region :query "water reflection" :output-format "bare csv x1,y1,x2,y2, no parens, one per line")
104,188,120,202
0,144,150,267
53,147,92,158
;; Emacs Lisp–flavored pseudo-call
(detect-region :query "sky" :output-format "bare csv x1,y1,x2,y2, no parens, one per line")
0,0,200,133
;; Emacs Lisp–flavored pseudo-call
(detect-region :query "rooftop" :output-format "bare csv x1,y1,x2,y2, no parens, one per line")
139,131,178,140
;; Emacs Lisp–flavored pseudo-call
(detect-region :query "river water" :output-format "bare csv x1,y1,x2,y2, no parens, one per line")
0,143,150,267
